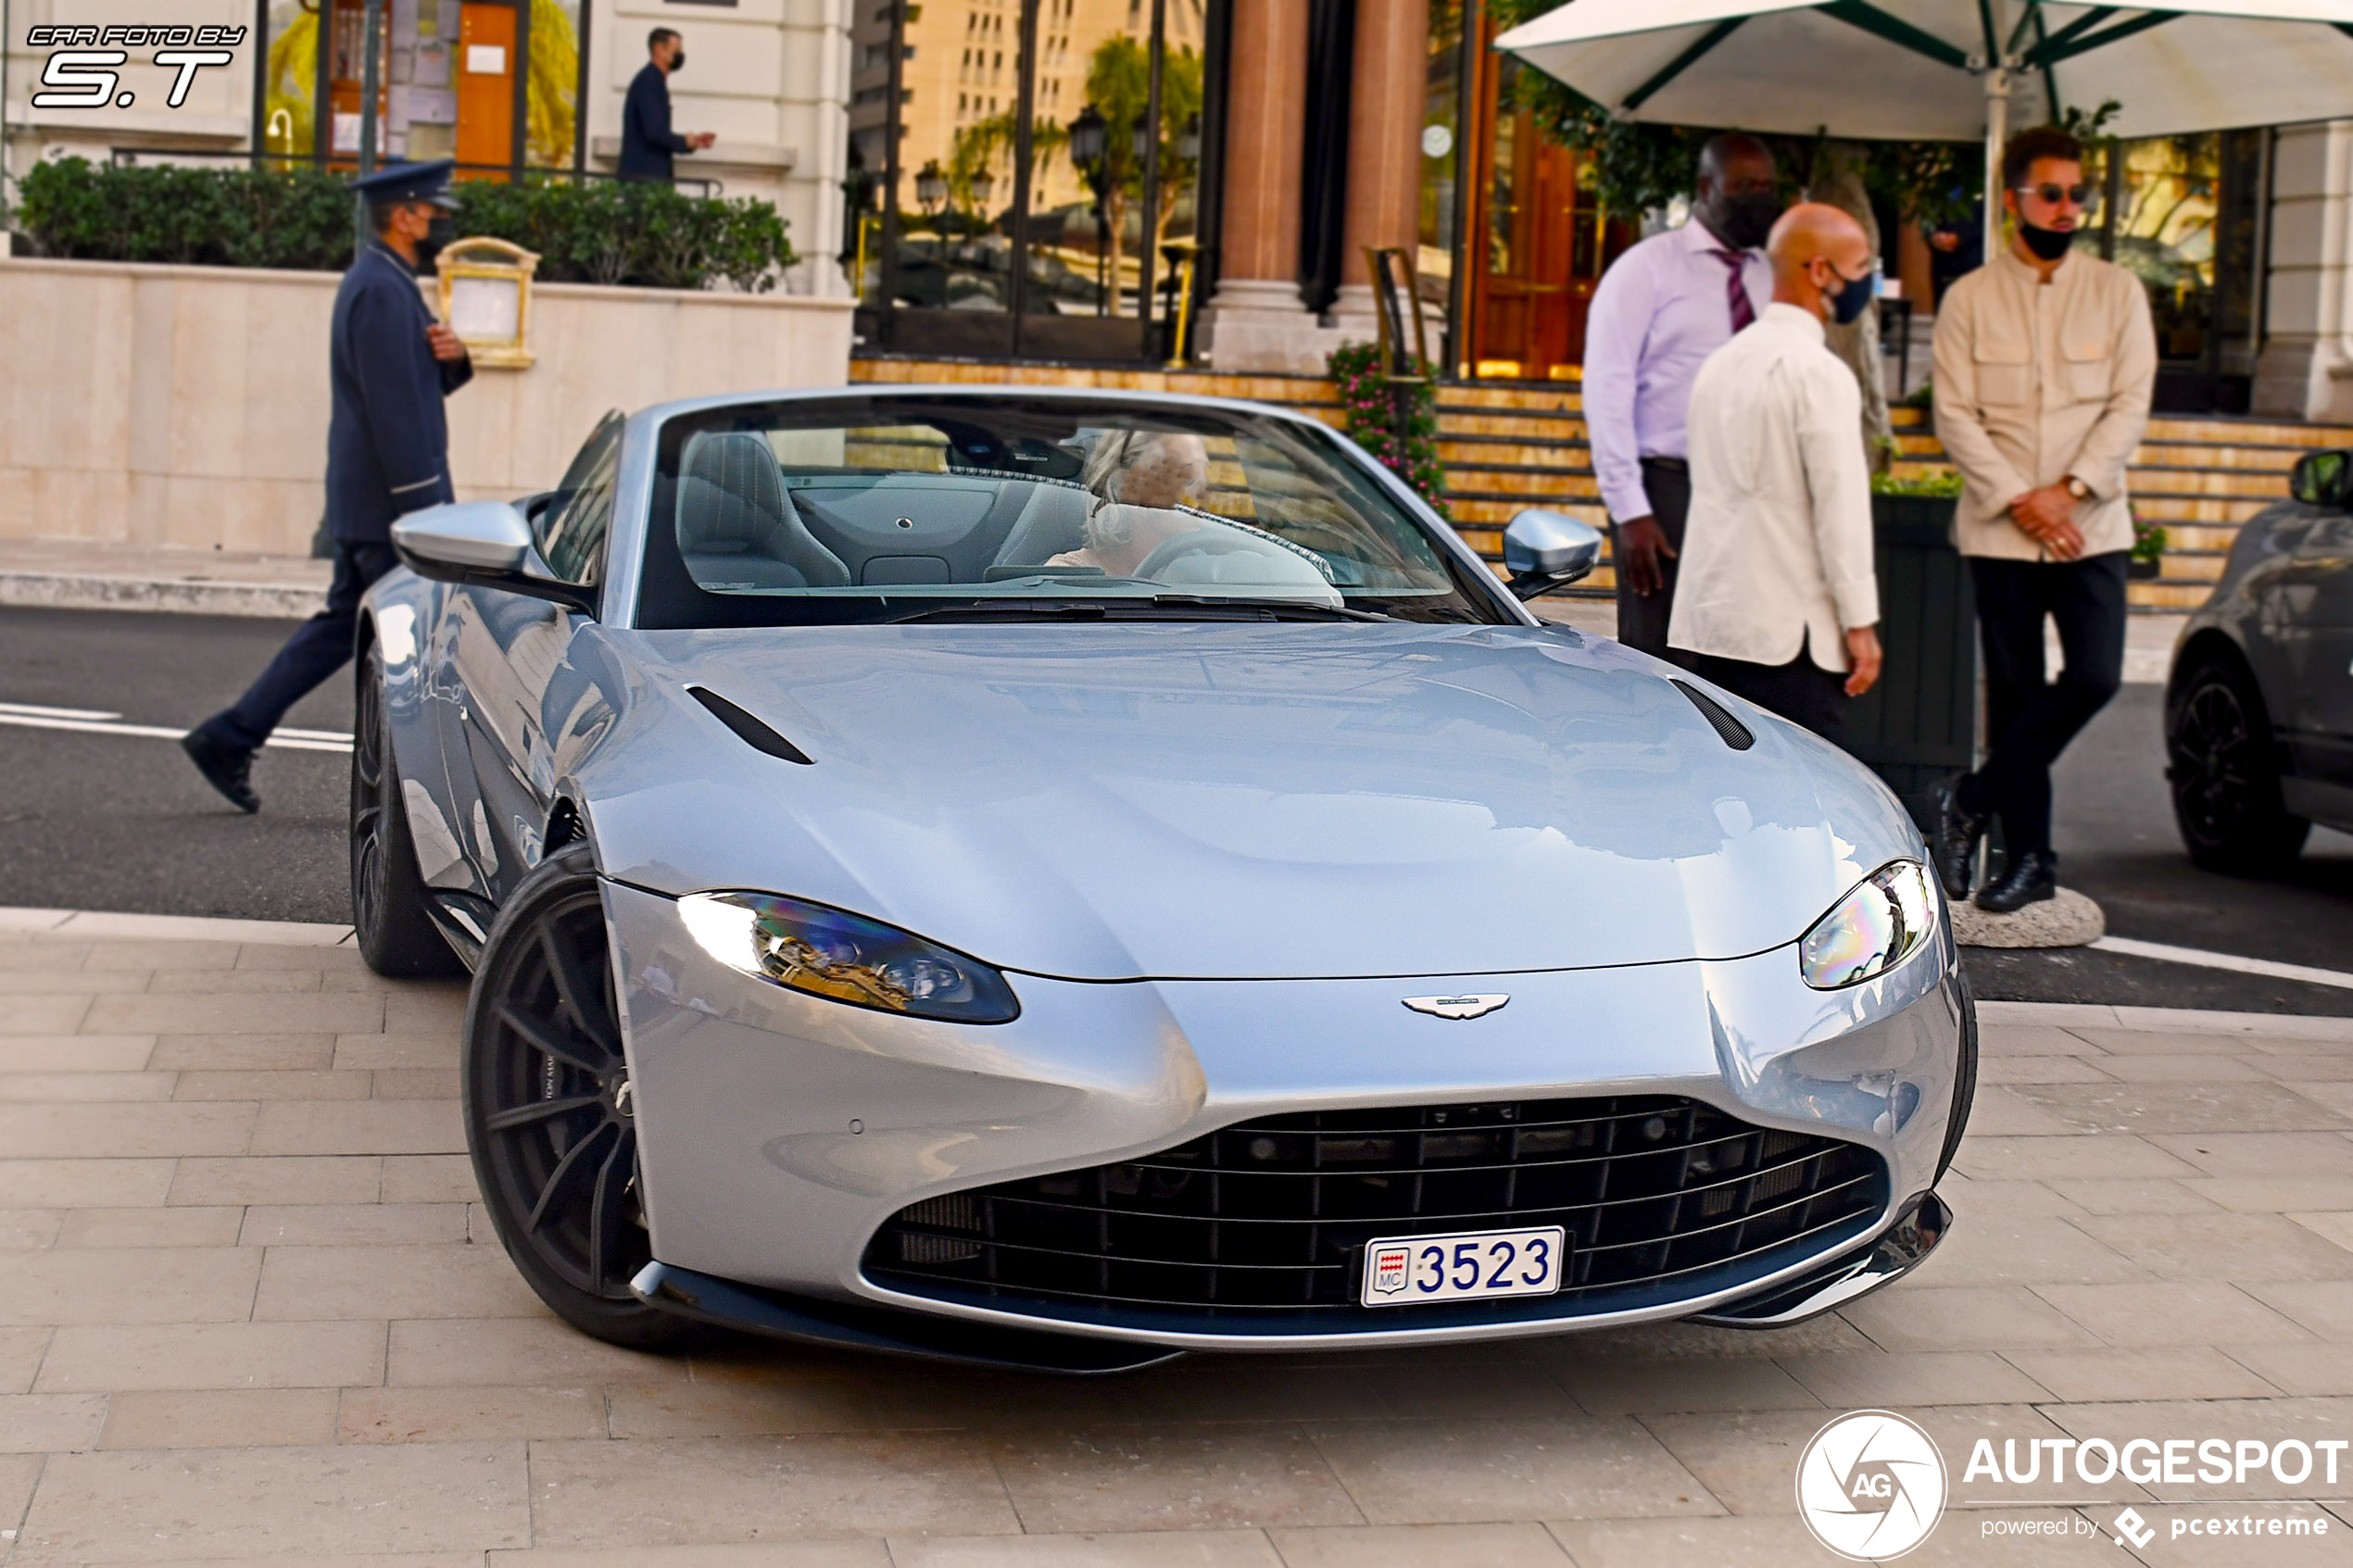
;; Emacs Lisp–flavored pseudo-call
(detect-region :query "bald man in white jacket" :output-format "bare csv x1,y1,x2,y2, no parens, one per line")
1670,203,1883,745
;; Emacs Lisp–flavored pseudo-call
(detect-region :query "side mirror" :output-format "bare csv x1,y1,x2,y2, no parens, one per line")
2289,450,2350,509
391,500,595,613
1502,508,1604,600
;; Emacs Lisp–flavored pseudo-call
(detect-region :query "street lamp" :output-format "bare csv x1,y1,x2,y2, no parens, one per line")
1067,104,1106,170
914,159,947,216
969,167,995,209
1176,113,1202,164
1068,106,1110,316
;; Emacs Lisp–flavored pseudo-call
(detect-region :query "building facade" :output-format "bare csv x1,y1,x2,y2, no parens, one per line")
7,0,2353,420
1,0,856,295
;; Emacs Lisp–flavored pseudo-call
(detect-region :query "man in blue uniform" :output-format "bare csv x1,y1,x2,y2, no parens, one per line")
619,28,713,182
182,159,472,812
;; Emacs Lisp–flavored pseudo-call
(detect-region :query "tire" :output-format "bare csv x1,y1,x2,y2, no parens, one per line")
351,642,463,978
1935,968,1978,1185
462,841,690,1348
2167,653,2309,875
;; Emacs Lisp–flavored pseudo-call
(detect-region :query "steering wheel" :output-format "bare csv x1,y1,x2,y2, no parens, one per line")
1133,529,1263,581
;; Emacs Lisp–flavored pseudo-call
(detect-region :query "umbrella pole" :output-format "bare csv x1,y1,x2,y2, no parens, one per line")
1983,68,2010,265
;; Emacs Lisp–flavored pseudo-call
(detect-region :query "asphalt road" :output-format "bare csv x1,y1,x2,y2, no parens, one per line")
3,605,2349,1011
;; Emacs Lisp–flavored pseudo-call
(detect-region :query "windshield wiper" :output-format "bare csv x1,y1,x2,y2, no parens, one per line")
1143,594,1391,621
886,596,1390,625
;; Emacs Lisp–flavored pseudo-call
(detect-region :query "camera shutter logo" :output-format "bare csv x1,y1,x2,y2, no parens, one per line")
1795,1410,1948,1561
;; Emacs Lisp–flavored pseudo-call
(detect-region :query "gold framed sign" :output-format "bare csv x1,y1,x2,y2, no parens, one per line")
436,236,540,369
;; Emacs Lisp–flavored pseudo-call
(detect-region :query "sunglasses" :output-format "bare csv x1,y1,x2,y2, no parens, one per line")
2015,182,2098,209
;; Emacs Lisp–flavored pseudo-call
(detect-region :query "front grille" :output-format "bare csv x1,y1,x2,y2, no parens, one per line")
864,1096,1887,1331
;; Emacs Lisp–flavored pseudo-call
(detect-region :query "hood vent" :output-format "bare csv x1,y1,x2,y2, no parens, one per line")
1671,680,1755,751
687,686,813,764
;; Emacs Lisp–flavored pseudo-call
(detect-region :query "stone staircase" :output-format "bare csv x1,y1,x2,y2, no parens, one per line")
849,356,2344,611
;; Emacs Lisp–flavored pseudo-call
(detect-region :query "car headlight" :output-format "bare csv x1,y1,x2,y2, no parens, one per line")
676,891,1020,1023
1799,859,1936,990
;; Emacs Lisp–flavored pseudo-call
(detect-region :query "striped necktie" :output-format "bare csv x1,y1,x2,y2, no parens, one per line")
1712,250,1757,333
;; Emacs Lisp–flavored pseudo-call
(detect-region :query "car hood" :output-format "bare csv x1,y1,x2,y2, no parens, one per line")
585,621,1919,981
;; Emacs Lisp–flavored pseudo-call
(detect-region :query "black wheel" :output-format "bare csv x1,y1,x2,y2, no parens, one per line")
1935,969,1978,1184
2167,653,2309,875
351,642,463,978
463,842,689,1348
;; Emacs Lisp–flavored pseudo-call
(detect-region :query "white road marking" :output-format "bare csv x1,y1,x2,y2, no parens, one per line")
0,710,353,754
2091,935,2353,993
0,700,120,721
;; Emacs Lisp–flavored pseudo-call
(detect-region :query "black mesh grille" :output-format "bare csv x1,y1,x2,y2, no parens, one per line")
863,1096,1886,1331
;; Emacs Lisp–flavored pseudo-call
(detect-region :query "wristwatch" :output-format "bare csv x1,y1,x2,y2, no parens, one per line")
2064,476,2092,501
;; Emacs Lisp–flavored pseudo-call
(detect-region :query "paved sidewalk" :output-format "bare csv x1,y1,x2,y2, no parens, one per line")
3,912,2351,1566
0,541,329,620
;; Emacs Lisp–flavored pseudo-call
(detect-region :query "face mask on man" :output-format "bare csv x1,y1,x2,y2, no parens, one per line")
1702,189,1780,252
2017,218,2074,262
416,212,455,270
669,49,686,71
1825,263,1876,325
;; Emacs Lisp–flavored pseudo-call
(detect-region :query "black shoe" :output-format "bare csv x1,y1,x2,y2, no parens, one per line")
182,730,259,813
1931,778,1989,899
1975,849,2057,913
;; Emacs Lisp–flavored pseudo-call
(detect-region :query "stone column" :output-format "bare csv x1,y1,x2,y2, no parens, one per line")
2254,119,2353,422
1204,0,1321,371
1327,0,1431,345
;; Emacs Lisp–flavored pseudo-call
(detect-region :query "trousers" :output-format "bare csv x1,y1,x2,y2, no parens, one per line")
200,541,398,753
1614,458,1692,667
1957,551,2128,856
1692,651,1850,747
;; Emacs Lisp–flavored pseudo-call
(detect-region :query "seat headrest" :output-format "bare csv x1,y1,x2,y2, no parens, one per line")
678,433,791,556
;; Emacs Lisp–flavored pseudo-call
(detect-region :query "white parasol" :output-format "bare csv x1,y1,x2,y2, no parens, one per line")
1495,0,2353,252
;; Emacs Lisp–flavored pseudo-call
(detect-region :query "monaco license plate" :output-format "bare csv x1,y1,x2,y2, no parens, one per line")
1359,1226,1566,1308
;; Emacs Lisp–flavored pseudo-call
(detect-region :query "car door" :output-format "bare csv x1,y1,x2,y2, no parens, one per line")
446,412,623,904
2288,509,2353,801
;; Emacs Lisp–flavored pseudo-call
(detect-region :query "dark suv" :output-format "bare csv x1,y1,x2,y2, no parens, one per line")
2168,448,2353,872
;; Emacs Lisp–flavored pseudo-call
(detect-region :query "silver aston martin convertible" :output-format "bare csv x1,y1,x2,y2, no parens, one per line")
359,386,1973,1371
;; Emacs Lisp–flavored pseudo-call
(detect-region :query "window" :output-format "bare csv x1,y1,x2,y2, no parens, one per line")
535,413,623,587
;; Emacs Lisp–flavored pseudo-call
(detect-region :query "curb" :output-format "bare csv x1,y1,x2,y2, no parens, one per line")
0,571,326,620
0,907,355,947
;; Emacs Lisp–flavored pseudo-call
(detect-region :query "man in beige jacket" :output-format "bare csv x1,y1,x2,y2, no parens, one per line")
1930,126,2156,913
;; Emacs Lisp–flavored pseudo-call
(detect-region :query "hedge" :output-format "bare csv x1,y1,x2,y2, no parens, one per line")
9,159,795,293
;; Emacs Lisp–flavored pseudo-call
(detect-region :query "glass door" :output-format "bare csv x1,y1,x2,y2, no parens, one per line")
852,0,1213,363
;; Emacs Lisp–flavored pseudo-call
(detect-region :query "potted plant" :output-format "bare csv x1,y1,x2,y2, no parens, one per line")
2129,508,2165,580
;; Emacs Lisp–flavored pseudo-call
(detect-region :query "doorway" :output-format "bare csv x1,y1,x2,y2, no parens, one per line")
1457,35,1631,380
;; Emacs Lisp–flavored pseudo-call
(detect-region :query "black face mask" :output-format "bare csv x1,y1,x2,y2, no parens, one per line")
416,213,455,270
1827,265,1876,325
669,49,686,71
2018,218,2075,262
1701,190,1780,252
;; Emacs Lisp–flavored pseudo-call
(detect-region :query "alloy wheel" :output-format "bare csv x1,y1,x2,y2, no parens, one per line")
472,884,649,1301
2171,675,2255,847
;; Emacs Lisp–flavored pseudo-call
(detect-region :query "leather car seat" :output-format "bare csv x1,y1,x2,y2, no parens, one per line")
675,433,850,590
989,480,1094,569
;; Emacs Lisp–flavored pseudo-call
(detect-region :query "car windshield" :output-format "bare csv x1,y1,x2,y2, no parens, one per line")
633,394,1513,629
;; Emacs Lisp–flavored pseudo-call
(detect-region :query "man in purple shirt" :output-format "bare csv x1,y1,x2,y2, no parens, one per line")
1582,134,1780,660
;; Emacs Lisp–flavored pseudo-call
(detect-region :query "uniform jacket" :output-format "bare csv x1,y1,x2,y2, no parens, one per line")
326,242,472,543
621,63,692,180
1671,304,1879,673
1931,248,2157,560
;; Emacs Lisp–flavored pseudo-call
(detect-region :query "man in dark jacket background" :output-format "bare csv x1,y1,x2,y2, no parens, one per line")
620,28,714,182
182,160,472,813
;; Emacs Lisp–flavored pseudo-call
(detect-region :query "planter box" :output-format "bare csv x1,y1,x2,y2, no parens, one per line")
2127,556,2161,580
1846,492,1978,829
